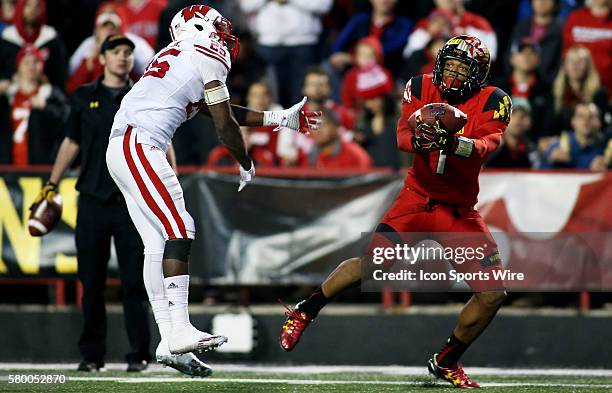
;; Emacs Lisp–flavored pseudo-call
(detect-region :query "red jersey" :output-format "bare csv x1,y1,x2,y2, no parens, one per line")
397,74,511,207
562,7,612,92
120,0,167,48
11,88,38,165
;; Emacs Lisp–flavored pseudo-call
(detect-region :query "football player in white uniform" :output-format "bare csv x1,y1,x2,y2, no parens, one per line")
106,5,320,376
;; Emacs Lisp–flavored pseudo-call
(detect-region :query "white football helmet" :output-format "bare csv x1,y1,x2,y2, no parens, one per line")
169,5,240,62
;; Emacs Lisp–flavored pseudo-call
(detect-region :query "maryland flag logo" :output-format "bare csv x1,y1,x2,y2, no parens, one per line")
493,95,512,125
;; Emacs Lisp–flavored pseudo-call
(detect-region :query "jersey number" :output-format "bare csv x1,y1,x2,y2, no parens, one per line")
434,151,446,174
143,48,181,79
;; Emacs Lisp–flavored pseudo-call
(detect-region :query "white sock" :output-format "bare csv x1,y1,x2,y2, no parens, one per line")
143,253,172,341
164,274,191,331
150,300,172,340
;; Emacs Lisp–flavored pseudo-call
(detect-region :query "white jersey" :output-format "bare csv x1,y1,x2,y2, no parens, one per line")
111,37,231,151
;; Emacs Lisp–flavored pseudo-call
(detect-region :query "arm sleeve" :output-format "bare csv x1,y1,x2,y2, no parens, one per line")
287,0,333,13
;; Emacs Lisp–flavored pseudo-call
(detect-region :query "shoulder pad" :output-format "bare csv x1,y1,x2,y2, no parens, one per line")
403,75,423,103
483,87,512,125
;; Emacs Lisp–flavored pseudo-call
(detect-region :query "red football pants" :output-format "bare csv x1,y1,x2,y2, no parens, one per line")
369,187,503,292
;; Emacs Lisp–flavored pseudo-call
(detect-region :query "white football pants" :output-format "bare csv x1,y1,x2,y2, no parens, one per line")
106,126,195,339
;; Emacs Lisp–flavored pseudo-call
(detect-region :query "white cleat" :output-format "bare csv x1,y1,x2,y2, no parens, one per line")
168,325,228,354
155,339,213,377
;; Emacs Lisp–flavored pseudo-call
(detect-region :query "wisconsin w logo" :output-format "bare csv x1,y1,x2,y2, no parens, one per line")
181,5,210,22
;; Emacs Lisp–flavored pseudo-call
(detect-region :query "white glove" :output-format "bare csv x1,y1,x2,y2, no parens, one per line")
263,97,306,132
238,160,255,192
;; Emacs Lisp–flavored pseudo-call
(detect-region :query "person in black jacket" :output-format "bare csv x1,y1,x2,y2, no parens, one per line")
0,44,67,165
0,0,68,89
31,35,159,373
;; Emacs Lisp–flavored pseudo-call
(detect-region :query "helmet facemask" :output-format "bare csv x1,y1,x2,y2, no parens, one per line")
212,16,240,63
433,35,491,101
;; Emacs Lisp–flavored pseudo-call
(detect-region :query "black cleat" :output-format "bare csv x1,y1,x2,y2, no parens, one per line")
77,361,104,372
127,360,149,372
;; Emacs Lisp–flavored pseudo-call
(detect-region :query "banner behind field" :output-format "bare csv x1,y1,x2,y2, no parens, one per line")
0,170,610,285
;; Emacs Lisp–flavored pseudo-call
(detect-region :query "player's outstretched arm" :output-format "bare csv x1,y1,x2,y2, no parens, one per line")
200,98,321,133
205,80,254,190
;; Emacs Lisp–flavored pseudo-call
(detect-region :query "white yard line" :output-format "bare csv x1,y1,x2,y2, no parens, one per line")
1,363,612,377
55,376,612,388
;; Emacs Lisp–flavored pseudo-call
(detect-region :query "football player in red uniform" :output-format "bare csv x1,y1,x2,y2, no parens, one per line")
279,35,512,389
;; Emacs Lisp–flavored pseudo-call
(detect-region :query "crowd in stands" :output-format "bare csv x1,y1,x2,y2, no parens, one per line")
0,0,610,171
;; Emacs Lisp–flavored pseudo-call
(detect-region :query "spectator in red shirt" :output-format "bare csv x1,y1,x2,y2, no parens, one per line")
67,3,154,95
0,44,68,165
298,109,372,169
563,0,612,93
403,0,498,61
119,0,167,48
341,36,394,112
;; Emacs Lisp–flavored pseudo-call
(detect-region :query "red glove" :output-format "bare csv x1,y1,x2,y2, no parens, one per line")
300,110,322,134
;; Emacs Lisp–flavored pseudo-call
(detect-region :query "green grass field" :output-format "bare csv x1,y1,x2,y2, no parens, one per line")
1,366,611,393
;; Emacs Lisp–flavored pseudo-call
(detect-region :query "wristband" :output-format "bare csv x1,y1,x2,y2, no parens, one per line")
262,110,284,127
452,136,474,158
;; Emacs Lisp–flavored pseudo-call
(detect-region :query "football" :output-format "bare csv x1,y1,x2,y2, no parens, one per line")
407,103,468,134
28,194,63,236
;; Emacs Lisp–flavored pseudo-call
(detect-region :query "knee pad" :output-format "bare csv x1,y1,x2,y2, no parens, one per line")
163,238,192,263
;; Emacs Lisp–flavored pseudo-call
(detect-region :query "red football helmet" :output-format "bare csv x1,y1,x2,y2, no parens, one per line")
433,35,491,100
169,5,240,63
